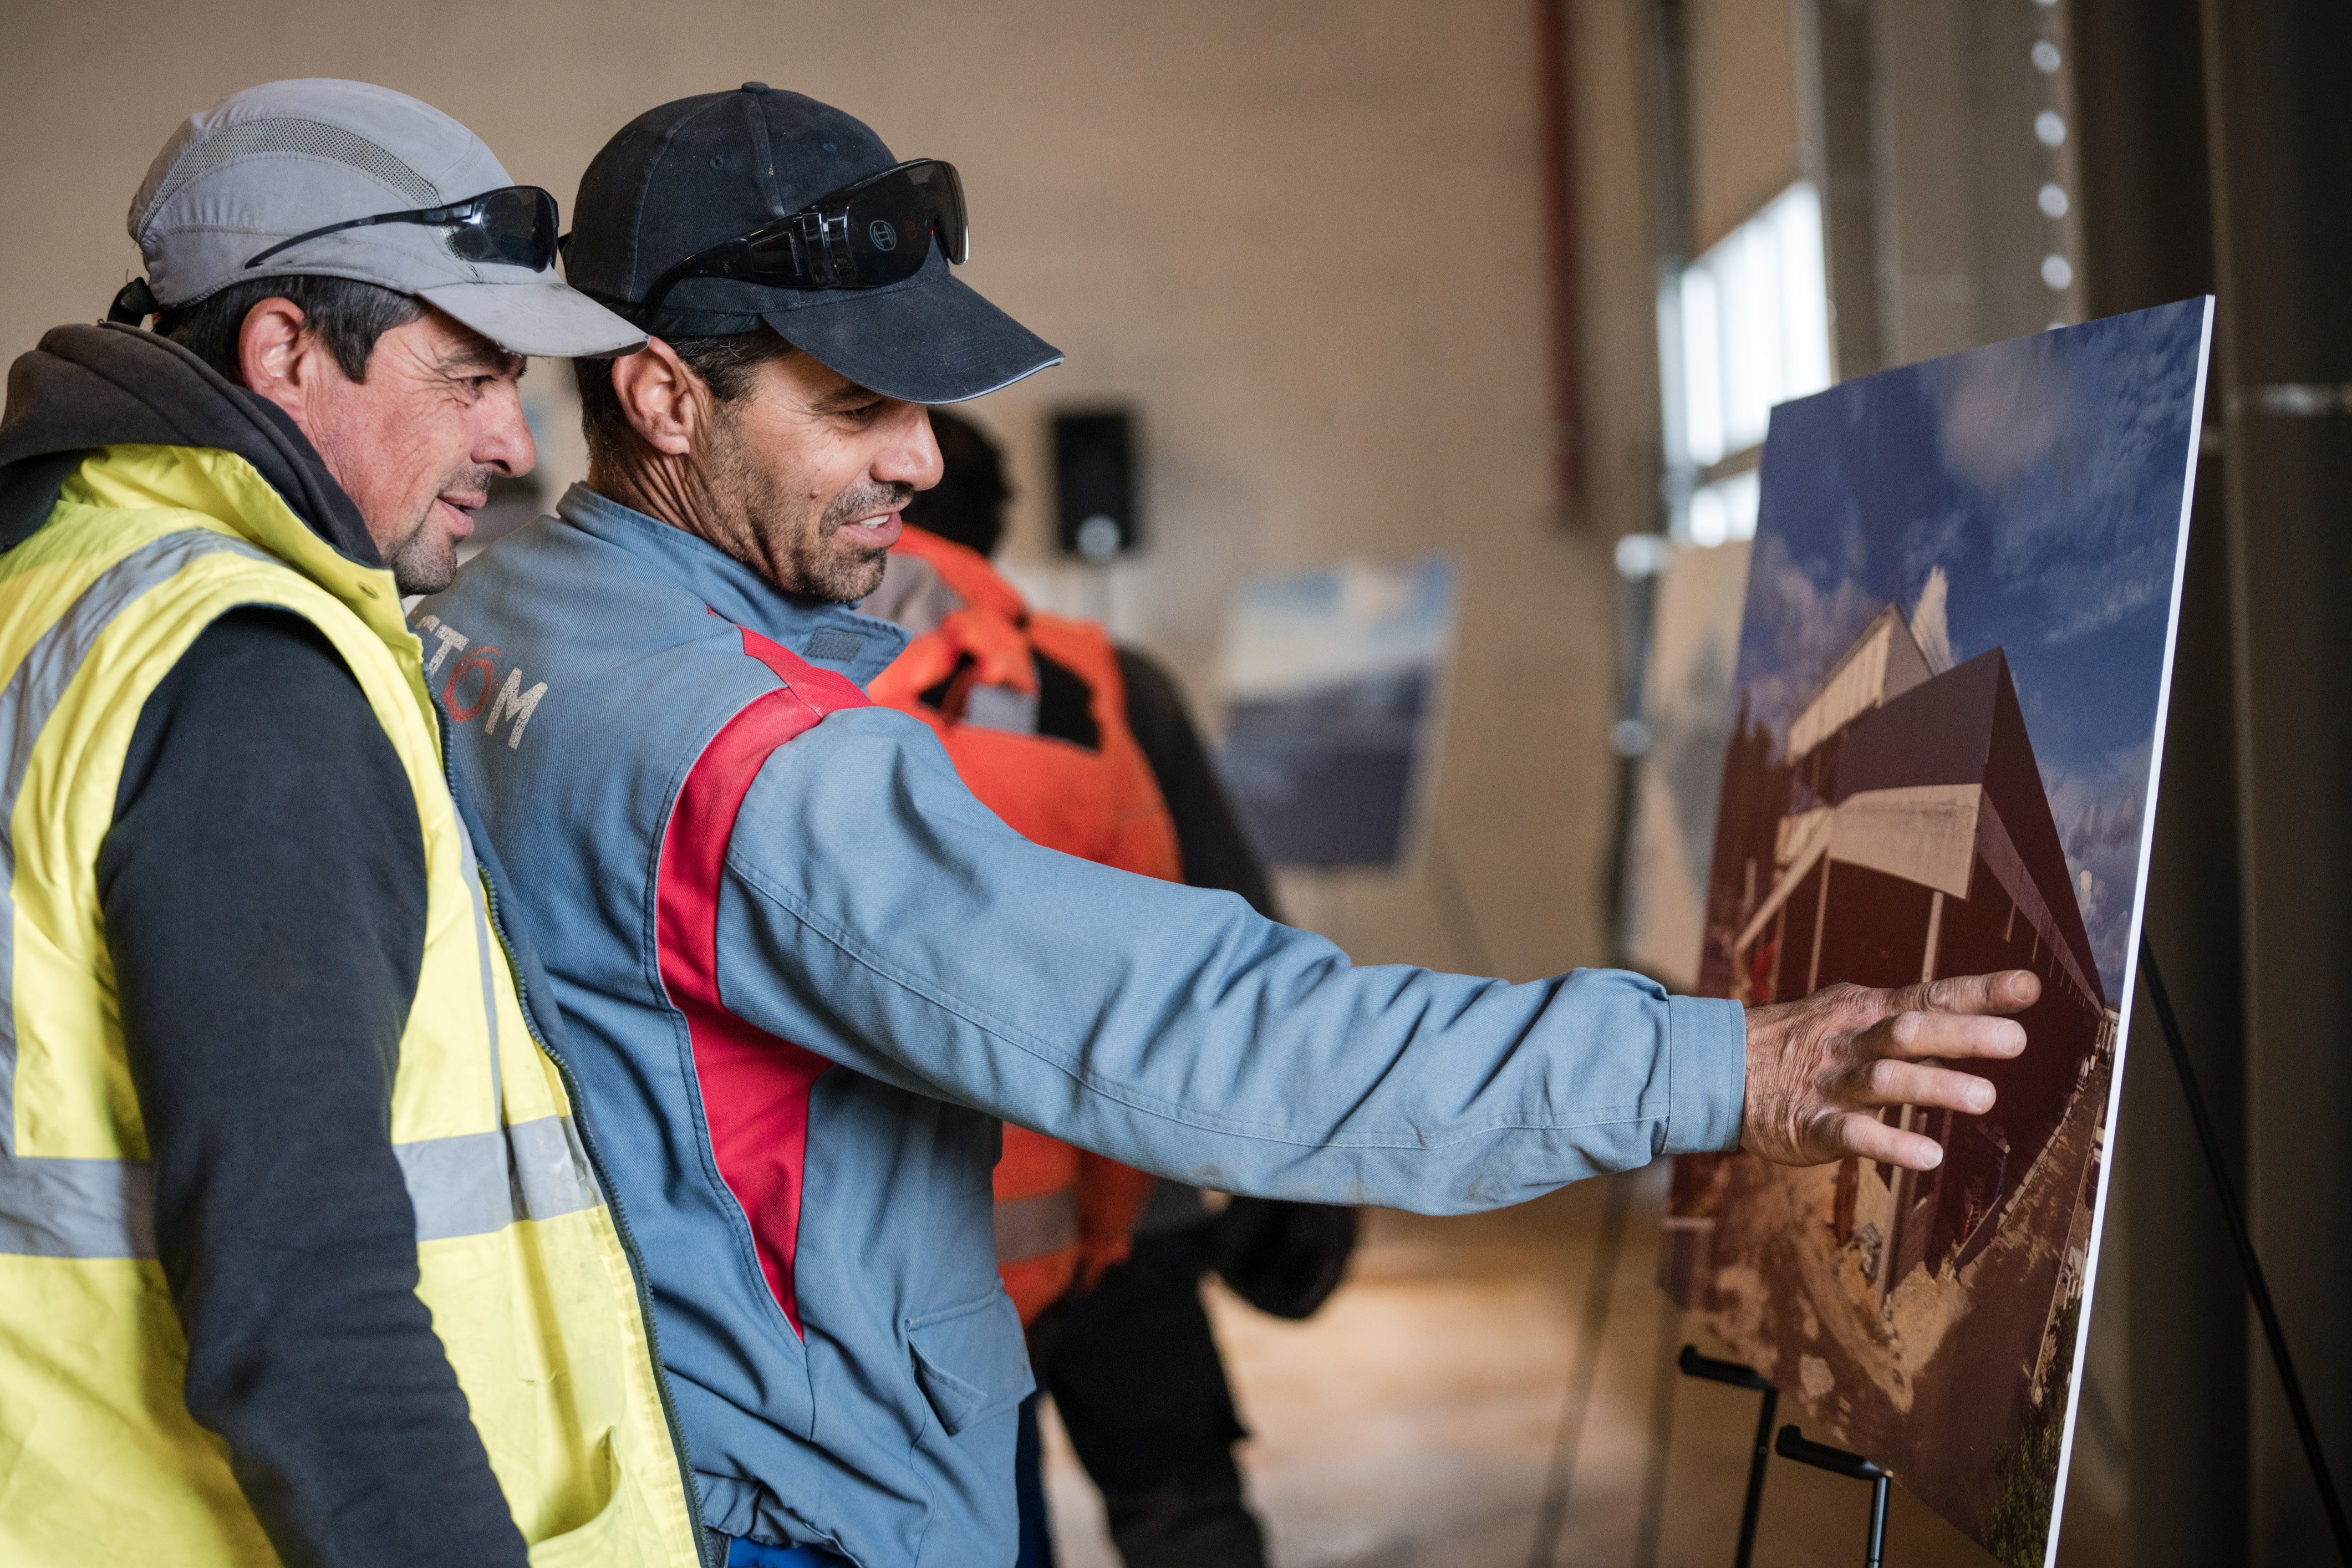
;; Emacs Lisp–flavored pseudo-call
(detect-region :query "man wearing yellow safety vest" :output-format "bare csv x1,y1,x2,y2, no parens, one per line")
0,82,707,1567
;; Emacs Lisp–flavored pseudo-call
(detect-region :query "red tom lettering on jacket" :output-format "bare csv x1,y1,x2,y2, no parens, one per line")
442,646,501,721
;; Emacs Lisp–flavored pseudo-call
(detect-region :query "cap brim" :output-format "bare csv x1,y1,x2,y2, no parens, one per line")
757,268,1062,404
417,274,647,358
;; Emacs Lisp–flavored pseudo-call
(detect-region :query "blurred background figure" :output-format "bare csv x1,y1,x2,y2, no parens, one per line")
867,410,1358,1568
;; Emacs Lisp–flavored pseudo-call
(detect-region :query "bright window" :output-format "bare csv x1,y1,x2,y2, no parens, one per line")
1661,181,1831,542
1687,467,1760,548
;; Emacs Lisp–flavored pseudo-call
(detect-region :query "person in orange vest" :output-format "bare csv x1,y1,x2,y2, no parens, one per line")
864,431,1171,1333
865,410,1342,1568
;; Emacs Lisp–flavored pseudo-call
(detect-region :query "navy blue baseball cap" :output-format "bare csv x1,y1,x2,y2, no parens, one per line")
565,84,1061,404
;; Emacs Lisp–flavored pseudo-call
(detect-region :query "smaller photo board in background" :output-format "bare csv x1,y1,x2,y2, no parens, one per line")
1619,539,1753,990
1216,556,1457,868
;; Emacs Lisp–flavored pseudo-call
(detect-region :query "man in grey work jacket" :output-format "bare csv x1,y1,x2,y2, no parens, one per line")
420,85,2039,1568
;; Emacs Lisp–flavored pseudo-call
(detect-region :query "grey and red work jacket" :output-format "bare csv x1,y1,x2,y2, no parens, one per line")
418,481,1750,1567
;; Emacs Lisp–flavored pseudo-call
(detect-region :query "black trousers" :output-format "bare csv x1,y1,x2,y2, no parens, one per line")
1029,1223,1267,1568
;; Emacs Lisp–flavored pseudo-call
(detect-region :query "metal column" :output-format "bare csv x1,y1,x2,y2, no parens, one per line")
2069,0,2247,1561
2198,1,2352,1559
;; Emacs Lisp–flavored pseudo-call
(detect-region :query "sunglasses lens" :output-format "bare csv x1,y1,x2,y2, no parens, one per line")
449,187,560,271
825,160,968,286
835,169,942,286
909,161,968,265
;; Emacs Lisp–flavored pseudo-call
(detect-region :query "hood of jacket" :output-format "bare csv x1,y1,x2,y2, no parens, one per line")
0,321,378,564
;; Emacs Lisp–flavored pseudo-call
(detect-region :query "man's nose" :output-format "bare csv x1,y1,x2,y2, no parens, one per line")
874,404,944,492
477,383,537,477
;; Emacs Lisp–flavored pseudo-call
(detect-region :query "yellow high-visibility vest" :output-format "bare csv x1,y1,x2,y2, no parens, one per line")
0,443,704,1567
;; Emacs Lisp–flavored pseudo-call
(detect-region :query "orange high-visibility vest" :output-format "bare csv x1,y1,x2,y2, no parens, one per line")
869,528,1175,1322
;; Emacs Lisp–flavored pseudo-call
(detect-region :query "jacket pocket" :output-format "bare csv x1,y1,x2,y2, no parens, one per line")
905,1289,1034,1438
526,1435,655,1568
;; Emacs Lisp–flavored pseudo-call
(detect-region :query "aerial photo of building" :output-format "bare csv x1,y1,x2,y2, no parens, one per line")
1657,294,2206,1567
1665,600,2122,1565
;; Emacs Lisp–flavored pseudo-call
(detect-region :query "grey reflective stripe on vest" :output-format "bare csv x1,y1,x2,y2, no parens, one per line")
430,792,605,1237
396,1115,605,1242
0,1155,158,1259
993,1187,1080,1264
0,532,273,1257
0,1117,605,1260
0,528,600,1258
0,528,275,1155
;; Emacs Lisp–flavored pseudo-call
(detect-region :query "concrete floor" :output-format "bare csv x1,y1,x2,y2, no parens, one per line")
1041,1168,2130,1568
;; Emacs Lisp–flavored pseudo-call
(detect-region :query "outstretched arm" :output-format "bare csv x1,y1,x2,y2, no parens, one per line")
717,707,1745,1212
717,707,2035,1206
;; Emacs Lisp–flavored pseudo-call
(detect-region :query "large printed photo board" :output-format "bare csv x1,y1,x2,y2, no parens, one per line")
1660,298,2212,1566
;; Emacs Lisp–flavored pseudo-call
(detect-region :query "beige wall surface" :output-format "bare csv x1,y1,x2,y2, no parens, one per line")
0,0,1668,981
1685,0,1800,253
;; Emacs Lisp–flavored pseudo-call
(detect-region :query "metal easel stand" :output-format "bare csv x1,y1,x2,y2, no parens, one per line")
1774,1424,1890,1568
1676,1347,1777,1568
1673,1353,1883,1566
2139,936,2352,1564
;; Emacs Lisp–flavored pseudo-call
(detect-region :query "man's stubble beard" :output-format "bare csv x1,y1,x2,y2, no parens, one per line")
803,485,904,603
380,462,493,596
708,408,905,604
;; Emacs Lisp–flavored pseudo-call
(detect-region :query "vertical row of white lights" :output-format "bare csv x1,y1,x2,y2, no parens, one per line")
2032,0,2076,323
1663,180,1834,547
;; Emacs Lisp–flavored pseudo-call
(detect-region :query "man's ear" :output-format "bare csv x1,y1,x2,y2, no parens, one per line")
236,297,345,432
609,337,709,457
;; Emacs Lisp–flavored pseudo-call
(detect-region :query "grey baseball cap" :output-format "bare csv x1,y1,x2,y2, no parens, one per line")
126,79,644,358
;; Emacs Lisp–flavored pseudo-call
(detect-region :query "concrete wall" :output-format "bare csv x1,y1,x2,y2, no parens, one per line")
0,0,1678,981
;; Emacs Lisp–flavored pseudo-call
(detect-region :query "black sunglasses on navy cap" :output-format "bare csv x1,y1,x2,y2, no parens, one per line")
617,159,969,323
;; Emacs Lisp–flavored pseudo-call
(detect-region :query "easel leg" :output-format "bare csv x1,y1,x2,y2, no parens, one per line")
1775,1425,1890,1567
1737,1384,1778,1568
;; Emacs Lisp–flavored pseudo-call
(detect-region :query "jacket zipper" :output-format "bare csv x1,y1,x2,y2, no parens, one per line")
436,704,718,1568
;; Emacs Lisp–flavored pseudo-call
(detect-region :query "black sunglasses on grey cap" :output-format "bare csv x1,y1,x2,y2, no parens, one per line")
243,185,561,272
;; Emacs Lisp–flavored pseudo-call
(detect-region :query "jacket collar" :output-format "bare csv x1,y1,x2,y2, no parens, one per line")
555,482,909,688
65,443,415,657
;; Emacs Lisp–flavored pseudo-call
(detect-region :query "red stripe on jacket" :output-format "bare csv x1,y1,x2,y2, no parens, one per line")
655,624,870,1335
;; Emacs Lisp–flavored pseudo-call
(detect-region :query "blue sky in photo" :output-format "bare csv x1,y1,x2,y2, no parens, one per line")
1733,298,2211,995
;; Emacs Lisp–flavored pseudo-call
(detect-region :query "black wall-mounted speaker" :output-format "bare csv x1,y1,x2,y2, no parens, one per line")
1052,409,1138,562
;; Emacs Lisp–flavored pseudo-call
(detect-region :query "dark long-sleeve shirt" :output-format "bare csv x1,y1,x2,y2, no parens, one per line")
99,607,527,1568
1113,647,1281,922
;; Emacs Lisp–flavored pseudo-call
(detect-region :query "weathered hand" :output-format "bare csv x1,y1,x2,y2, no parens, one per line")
1738,970,2040,1171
